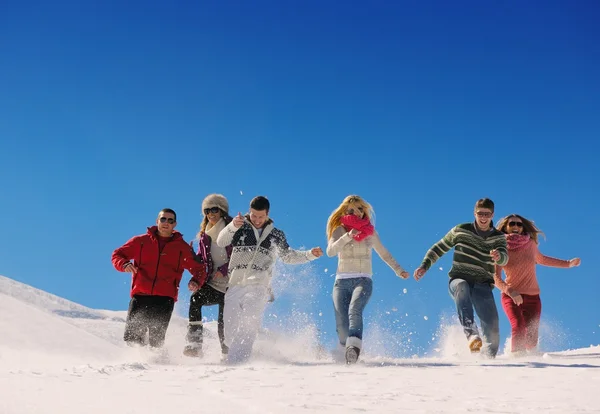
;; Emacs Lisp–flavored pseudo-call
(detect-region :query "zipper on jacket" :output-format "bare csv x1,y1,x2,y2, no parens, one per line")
176,251,182,272
133,243,144,291
138,243,144,268
247,226,269,280
151,241,163,294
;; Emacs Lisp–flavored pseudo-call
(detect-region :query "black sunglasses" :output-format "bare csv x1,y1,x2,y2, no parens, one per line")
508,221,523,227
204,207,221,215
159,217,175,224
347,207,364,215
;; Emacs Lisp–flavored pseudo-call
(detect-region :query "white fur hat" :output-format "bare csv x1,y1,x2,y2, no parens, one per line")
202,194,229,214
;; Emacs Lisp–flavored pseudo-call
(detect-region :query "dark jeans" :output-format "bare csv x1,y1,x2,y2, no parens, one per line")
124,295,175,348
448,278,499,357
186,284,227,353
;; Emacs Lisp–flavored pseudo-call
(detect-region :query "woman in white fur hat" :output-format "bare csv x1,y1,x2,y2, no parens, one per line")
184,194,233,358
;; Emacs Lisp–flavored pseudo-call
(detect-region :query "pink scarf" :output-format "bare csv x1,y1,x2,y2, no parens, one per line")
506,233,531,251
341,215,374,242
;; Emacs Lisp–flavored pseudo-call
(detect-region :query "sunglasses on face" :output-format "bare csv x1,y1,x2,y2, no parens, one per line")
204,207,221,215
476,211,492,218
159,217,175,224
508,221,523,228
347,207,364,215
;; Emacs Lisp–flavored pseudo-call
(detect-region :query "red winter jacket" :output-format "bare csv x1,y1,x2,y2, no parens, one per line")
111,226,207,301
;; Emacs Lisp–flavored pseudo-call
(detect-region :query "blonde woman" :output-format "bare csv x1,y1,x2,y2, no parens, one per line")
326,195,409,364
495,214,581,355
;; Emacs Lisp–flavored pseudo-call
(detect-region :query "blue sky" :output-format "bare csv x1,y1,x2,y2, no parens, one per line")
1,0,598,356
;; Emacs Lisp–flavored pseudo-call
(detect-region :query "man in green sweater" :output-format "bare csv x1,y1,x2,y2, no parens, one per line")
414,198,508,358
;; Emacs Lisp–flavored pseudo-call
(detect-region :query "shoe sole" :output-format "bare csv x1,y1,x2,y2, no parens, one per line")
469,338,483,353
345,346,359,364
183,348,203,358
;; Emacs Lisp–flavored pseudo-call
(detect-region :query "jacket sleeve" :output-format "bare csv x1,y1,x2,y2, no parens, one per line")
494,264,510,293
216,245,233,275
371,232,406,276
276,231,317,265
535,245,571,268
494,236,509,266
217,221,239,247
326,226,353,257
183,246,208,286
111,235,141,271
420,227,457,270
189,240,204,265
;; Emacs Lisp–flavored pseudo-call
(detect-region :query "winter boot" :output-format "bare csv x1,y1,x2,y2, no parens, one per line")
468,336,483,353
183,344,203,358
345,346,360,364
345,336,362,364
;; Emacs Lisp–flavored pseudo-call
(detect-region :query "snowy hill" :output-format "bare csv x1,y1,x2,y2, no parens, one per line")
1,275,599,414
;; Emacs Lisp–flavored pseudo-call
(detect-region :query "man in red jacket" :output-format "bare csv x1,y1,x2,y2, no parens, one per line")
112,208,207,349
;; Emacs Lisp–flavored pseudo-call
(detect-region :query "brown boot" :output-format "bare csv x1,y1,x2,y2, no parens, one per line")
468,336,482,353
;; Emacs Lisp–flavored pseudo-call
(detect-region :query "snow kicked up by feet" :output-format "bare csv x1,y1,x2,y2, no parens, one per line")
2,272,600,414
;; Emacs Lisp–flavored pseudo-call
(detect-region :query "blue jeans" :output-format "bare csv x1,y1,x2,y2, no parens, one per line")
448,278,499,357
332,277,373,347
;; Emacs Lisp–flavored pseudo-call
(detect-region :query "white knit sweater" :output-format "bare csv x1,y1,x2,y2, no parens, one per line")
326,226,405,277
217,219,317,287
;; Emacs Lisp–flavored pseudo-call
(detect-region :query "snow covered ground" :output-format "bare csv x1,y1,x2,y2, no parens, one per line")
1,274,598,413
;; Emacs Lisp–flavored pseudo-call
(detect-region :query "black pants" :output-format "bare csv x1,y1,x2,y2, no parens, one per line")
186,284,227,353
124,295,175,348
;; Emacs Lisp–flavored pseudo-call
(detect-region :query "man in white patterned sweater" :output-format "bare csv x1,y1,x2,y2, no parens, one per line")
217,195,323,363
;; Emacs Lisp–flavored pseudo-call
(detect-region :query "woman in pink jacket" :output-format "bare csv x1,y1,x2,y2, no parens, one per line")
495,214,581,355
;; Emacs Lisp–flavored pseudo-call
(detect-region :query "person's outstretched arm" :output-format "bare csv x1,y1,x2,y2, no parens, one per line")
536,245,580,268
275,229,322,264
371,232,408,278
414,227,457,280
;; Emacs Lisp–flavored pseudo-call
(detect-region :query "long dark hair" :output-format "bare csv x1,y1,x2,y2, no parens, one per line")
496,214,545,244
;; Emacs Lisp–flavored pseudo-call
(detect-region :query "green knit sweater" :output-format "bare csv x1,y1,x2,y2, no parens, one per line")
420,222,508,284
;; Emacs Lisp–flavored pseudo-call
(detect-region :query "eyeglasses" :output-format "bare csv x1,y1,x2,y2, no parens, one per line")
508,221,523,228
159,217,175,224
204,207,221,215
347,207,364,215
476,211,492,217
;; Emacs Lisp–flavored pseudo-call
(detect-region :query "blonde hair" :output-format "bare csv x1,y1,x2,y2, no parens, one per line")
326,195,374,240
496,214,545,244
196,210,232,241
196,215,212,240
195,194,231,240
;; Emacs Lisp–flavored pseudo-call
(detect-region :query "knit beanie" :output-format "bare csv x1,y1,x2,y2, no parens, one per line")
202,194,229,215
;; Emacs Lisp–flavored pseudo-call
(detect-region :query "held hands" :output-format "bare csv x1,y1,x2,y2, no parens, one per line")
123,263,138,274
569,257,581,267
232,212,245,228
188,279,200,292
490,249,501,263
413,267,426,281
508,289,523,306
397,270,410,279
311,247,324,258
